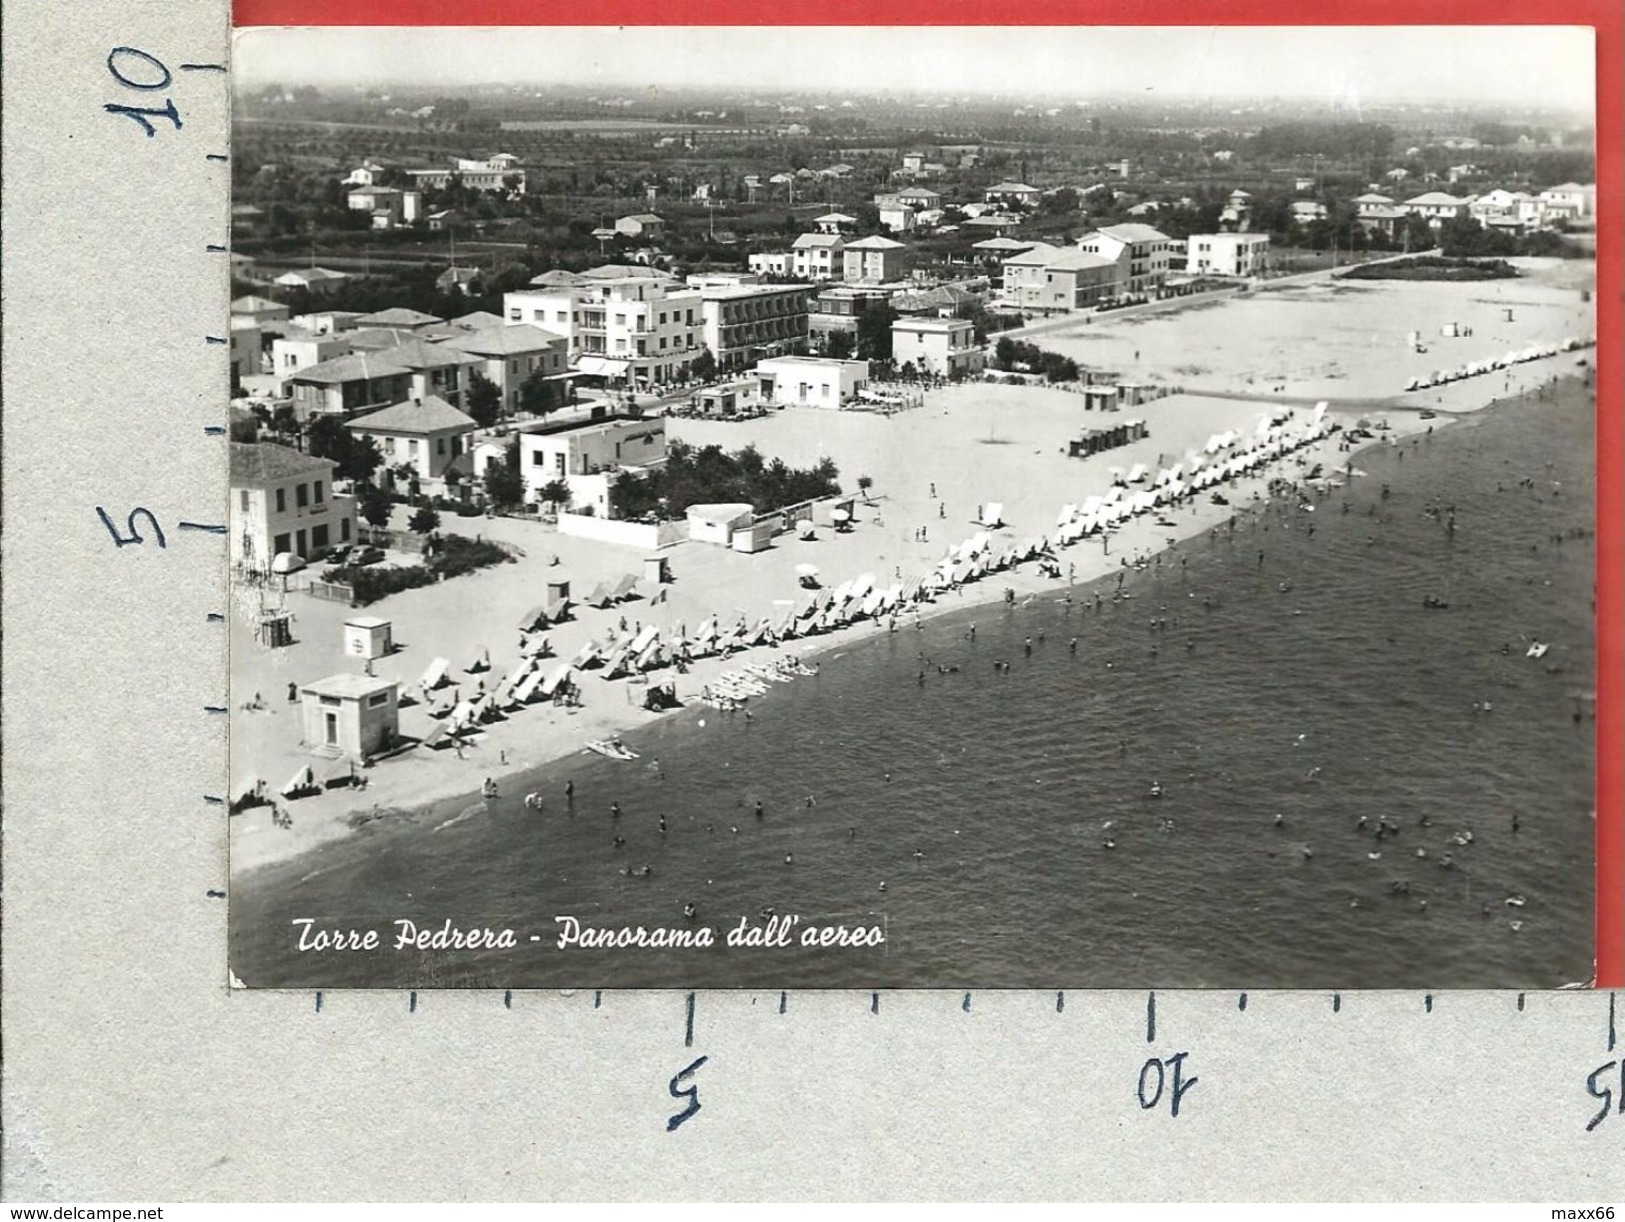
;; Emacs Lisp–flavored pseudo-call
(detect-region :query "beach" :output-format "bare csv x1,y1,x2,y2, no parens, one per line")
229,263,1596,884
228,372,1596,988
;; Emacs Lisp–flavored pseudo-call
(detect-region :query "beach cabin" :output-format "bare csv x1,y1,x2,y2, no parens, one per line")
300,674,400,759
343,616,393,660
687,503,754,546
731,522,776,554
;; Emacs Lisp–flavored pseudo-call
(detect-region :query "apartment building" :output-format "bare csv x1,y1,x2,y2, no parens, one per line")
1076,224,1175,295
1002,246,1120,313
699,283,811,372
504,276,704,388
229,442,356,570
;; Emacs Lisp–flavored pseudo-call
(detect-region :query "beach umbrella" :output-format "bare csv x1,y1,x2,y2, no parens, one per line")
795,563,819,579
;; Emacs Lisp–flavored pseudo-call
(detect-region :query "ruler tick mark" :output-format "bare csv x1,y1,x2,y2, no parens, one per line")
1147,991,1156,1043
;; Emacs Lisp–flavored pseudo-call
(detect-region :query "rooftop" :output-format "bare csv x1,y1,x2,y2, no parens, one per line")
700,282,808,301
450,310,506,330
355,307,444,328
444,323,566,356
792,233,846,249
301,673,398,700
1092,223,1173,244
518,412,662,439
229,441,337,486
892,316,971,332
986,181,1039,192
347,395,477,435
231,295,287,313
1003,243,1068,266
845,235,907,251
289,351,413,385
1405,192,1469,206
275,267,348,283
757,354,867,369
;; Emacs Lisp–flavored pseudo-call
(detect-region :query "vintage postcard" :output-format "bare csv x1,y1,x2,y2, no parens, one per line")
224,25,1601,989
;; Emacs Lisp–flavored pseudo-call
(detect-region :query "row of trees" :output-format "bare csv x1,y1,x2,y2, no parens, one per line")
991,338,1081,382
608,441,841,522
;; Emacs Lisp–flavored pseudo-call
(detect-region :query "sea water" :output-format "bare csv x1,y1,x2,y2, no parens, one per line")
231,383,1597,989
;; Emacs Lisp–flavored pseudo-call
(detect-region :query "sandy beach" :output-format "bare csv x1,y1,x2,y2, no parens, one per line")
229,262,1594,878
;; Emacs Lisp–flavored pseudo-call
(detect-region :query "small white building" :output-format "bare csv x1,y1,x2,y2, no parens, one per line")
343,617,393,660
1186,233,1271,278
748,252,795,278
791,233,846,281
517,414,667,509
299,674,399,760
686,503,754,546
754,355,870,407
891,317,983,378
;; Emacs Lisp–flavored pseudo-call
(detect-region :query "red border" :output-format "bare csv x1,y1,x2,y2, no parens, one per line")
231,0,1623,988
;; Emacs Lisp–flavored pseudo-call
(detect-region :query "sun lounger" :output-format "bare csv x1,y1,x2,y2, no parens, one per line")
539,663,574,698
420,657,450,690
280,765,315,797
509,666,545,706
518,605,547,633
610,573,640,601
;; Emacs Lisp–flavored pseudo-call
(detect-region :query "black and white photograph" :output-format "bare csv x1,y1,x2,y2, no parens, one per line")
224,25,1599,990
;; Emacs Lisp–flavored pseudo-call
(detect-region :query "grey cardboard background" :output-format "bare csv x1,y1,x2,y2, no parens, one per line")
2,4,1621,1199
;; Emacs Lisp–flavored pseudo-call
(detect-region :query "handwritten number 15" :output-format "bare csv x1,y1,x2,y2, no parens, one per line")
104,47,182,138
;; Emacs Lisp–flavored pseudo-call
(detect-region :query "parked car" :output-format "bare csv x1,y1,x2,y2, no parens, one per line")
351,546,385,567
323,545,355,567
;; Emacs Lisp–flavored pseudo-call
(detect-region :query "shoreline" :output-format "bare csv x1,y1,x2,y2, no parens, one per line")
230,388,1502,883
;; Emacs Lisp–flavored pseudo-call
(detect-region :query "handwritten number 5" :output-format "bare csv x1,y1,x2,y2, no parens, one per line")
667,1055,708,1131
98,506,166,549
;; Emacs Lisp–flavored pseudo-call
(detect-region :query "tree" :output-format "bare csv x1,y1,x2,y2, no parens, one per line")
689,347,717,383
483,436,526,511
307,415,383,484
408,505,441,535
229,416,259,443
270,404,300,437
357,481,393,531
518,365,561,418
466,371,502,429
824,330,855,360
994,336,1018,371
539,478,572,512
856,474,874,502
855,301,898,362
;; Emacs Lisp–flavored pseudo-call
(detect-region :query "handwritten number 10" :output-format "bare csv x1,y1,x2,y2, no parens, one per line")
104,47,183,138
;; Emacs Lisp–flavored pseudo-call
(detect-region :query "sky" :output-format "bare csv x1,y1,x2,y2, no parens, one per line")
233,26,1595,115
